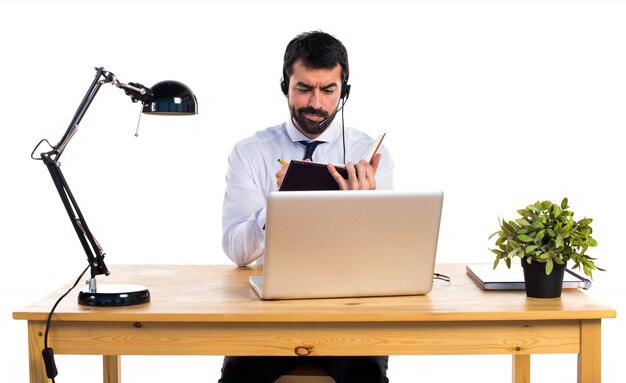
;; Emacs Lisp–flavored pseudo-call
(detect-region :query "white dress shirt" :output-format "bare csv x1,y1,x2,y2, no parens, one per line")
221,119,394,266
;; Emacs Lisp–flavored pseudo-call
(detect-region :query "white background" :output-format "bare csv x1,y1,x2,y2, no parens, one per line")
1,1,624,382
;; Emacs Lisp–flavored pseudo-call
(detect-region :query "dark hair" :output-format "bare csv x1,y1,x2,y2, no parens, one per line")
282,31,349,86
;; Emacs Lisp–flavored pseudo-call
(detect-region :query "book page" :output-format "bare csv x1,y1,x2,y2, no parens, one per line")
331,132,386,169
364,133,386,163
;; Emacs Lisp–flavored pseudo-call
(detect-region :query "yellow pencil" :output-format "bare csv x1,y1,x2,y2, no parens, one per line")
277,159,288,165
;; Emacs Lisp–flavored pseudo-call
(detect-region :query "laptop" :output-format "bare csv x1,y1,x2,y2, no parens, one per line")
249,190,444,299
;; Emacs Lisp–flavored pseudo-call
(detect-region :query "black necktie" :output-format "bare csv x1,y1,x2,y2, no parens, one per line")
298,140,324,160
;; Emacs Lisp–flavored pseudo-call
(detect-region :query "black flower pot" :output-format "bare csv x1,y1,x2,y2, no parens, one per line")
521,260,566,298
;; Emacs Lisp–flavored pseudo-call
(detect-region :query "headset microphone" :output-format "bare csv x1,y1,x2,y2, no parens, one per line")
317,82,350,130
317,101,345,131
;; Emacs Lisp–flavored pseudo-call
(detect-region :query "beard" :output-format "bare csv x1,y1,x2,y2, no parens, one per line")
289,105,336,136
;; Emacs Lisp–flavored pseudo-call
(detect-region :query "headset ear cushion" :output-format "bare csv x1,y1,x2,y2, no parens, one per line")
280,79,288,95
341,83,351,100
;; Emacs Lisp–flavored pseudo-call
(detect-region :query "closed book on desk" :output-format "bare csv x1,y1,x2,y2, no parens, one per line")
466,263,591,290
279,133,385,191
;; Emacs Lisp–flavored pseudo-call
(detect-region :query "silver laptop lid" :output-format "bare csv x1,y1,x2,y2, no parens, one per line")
256,190,443,299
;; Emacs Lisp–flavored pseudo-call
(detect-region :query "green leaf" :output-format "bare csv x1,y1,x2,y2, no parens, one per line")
541,201,552,210
530,221,544,229
553,257,565,265
518,227,530,235
554,222,563,234
553,204,562,218
561,197,568,209
490,249,504,256
502,220,517,234
555,235,564,248
525,245,539,254
563,218,574,232
517,234,533,243
493,257,501,270
546,258,554,275
536,230,546,242
527,204,540,213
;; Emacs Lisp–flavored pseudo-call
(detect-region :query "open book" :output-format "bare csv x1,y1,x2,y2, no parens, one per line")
279,133,386,191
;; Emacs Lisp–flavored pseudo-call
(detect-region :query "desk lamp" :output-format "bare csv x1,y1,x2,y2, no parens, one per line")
32,67,198,307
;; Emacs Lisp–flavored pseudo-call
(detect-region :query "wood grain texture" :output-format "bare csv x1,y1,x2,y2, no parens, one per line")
13,264,615,383
103,355,120,383
512,354,530,383
578,319,601,383
32,319,581,356
13,264,616,323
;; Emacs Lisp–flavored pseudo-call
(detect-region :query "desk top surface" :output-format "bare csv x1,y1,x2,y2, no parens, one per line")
13,264,616,323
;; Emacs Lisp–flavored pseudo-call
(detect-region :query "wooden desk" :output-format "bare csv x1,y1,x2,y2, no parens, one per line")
13,264,616,383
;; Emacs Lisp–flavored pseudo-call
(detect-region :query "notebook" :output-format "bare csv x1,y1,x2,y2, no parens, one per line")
249,189,444,299
466,263,592,290
280,133,386,191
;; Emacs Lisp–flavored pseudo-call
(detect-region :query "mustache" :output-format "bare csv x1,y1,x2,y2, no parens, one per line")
297,107,329,118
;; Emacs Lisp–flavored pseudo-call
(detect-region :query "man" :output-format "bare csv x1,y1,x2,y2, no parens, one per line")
220,31,392,383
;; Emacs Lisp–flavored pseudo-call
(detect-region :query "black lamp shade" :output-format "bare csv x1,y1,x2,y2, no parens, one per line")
143,80,198,115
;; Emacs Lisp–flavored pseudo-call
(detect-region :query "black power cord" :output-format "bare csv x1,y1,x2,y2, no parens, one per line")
42,265,90,382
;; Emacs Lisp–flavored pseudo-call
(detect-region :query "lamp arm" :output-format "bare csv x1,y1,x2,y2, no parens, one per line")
54,67,115,159
40,152,109,279
35,67,120,280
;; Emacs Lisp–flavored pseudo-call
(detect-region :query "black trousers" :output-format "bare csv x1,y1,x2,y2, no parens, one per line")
218,356,389,383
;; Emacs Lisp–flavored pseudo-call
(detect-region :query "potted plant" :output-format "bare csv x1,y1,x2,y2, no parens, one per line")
489,198,602,298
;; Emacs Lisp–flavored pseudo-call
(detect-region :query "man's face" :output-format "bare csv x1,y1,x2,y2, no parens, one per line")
287,60,343,138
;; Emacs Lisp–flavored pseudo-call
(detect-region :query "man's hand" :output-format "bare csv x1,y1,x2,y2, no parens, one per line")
327,152,381,190
275,161,289,190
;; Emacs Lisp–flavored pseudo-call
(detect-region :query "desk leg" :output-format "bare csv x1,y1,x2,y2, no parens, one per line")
104,355,121,383
27,321,49,383
578,319,601,383
512,354,530,383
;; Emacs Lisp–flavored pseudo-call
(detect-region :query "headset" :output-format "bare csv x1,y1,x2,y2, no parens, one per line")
281,73,351,163
280,76,351,101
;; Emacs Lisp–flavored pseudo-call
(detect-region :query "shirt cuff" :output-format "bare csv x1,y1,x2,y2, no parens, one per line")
257,207,267,231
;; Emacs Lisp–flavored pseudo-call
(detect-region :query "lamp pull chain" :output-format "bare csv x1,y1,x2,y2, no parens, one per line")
134,105,143,137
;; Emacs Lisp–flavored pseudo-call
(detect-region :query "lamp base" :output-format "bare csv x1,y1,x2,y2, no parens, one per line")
78,284,150,306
